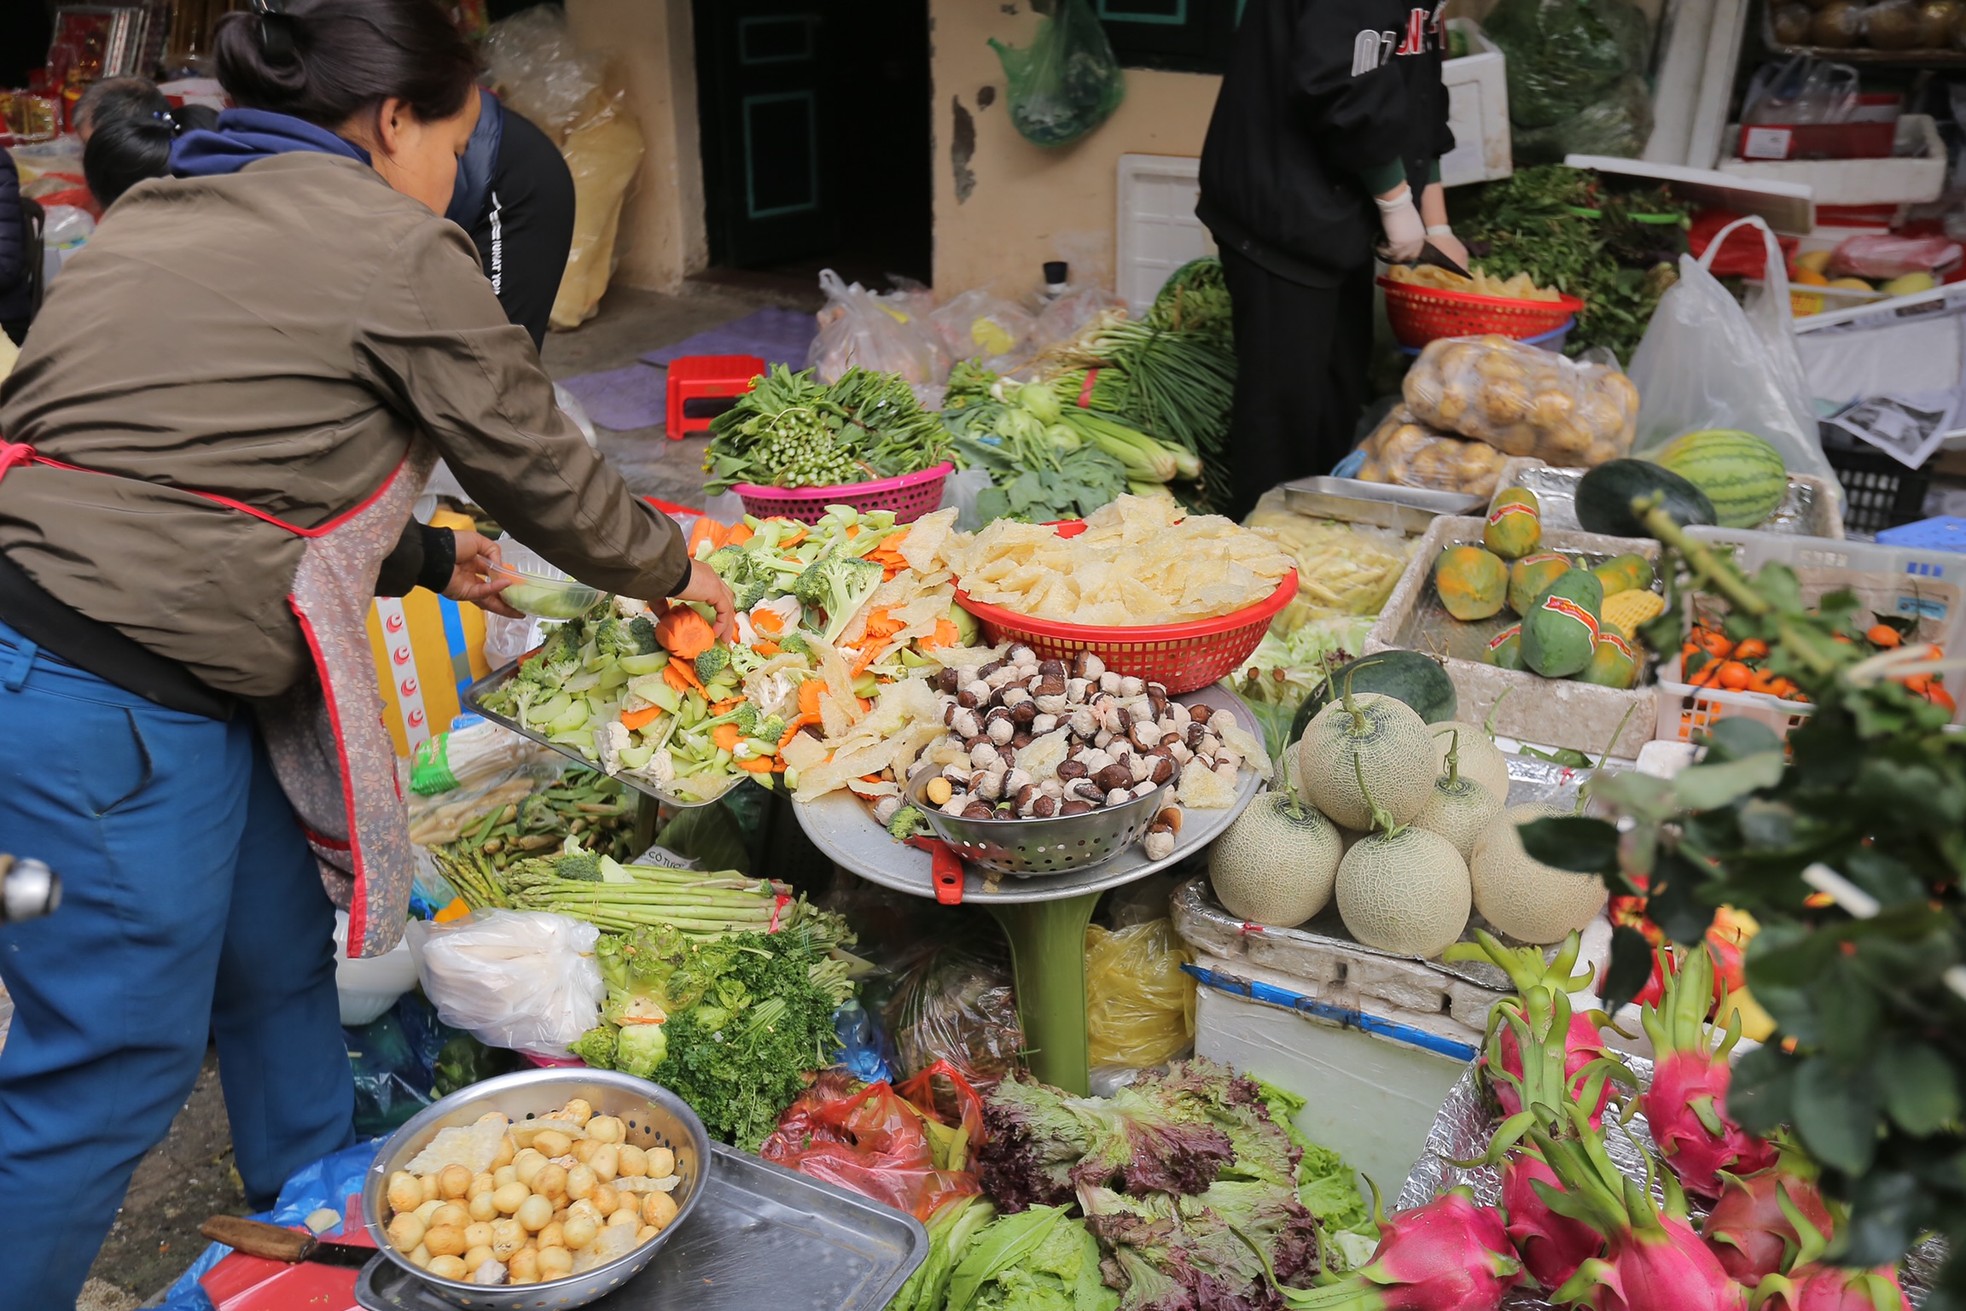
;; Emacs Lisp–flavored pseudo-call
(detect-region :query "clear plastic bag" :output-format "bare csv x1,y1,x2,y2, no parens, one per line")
549,92,645,331
482,6,604,142
988,0,1127,148
1031,285,1125,355
884,938,1024,1098
930,289,1037,374
1628,216,1832,480
406,910,605,1058
1085,919,1195,1070
1402,337,1641,466
1486,0,1654,129
1356,406,1511,497
809,269,947,384
1742,56,1860,126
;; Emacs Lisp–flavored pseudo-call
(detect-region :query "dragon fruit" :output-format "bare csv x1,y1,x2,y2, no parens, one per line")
1640,945,1778,1201
1749,1264,1911,1311
1529,1102,1751,1311
1447,930,1621,1127
1703,1166,1836,1283
1265,1187,1521,1310
1504,1149,1603,1292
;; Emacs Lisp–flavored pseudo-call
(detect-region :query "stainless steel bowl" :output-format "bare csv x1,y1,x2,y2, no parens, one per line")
908,773,1174,876
362,1068,712,1310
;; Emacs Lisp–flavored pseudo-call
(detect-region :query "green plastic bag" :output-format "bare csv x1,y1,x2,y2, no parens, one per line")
989,0,1125,148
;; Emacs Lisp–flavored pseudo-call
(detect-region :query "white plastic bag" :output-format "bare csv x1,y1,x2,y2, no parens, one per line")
930,289,1037,374
407,911,604,1058
1627,217,1832,480
808,270,945,384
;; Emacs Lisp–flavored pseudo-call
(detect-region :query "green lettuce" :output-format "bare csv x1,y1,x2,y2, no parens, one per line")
944,1205,1118,1311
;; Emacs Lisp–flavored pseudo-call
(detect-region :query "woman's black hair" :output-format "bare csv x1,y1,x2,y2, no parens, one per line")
78,79,218,208
214,0,478,132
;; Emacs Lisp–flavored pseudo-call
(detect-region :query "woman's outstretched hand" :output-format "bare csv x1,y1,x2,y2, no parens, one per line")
445,529,523,619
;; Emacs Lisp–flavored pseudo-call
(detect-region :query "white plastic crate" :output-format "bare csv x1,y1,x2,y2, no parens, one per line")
1653,526,1964,744
1721,114,1947,207
1440,20,1511,188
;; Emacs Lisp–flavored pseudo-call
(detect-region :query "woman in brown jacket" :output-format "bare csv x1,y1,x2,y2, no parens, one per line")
0,1,731,1299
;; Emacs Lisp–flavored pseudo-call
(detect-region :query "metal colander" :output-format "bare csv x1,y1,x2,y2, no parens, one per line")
908,774,1173,877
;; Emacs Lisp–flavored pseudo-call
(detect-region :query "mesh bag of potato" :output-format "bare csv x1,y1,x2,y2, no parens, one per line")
1401,335,1640,467
1357,405,1511,498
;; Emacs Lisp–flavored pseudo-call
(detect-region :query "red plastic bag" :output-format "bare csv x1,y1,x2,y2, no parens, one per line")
758,1070,981,1221
1688,210,1798,279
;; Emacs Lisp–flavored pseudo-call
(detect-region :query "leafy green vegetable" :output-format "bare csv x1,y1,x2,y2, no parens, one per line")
1255,1078,1377,1266
705,365,951,494
944,1205,1118,1311
891,1196,999,1311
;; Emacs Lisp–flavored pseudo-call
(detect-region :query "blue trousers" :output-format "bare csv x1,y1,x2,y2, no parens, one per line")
0,618,355,1308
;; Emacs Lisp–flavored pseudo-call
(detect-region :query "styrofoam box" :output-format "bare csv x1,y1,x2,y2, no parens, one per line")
1115,154,1215,314
1441,20,1512,189
1721,114,1946,207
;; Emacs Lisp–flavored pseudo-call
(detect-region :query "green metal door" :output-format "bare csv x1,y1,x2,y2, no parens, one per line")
695,1,834,268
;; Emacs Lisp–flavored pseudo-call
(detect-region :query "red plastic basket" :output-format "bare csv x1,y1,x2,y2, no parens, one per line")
1377,276,1585,349
733,462,953,526
952,521,1298,695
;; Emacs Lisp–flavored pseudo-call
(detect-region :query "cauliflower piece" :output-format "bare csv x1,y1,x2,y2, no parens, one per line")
594,720,632,776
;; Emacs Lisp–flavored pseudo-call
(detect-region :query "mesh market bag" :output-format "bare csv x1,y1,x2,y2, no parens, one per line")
1357,406,1510,498
1403,336,1640,466
989,0,1126,147
1627,216,1832,481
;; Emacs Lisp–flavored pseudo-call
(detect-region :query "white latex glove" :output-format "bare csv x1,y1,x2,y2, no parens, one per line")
1374,185,1426,264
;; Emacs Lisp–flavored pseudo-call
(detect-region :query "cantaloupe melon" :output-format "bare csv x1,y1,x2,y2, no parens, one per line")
1469,803,1610,944
1208,791,1344,927
1413,731,1505,860
1336,827,1471,958
1431,722,1510,802
1295,690,1436,831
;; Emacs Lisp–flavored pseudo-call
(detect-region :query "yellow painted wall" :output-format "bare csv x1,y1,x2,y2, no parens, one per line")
930,3,1219,296
564,0,708,291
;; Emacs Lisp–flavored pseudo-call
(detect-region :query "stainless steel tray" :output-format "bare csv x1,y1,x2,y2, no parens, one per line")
793,683,1262,904
1498,459,1845,540
356,1144,928,1311
462,662,737,809
1282,477,1483,534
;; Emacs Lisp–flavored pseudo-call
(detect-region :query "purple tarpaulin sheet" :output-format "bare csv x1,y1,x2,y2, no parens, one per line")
639,306,816,370
555,363,667,432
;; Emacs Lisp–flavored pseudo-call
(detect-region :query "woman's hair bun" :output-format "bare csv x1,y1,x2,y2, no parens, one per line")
213,0,477,129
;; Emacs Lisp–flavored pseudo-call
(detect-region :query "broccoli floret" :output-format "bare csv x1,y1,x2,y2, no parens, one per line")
705,544,748,576
776,631,814,659
567,1025,619,1069
627,615,660,654
731,576,771,612
886,804,928,841
614,1023,668,1078
554,850,603,881
791,553,883,644
695,646,732,683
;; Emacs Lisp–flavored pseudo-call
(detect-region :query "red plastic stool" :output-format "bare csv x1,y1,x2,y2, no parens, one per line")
665,353,765,439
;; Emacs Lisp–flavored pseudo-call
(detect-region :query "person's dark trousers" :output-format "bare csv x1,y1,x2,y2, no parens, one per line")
471,107,576,351
0,617,355,1308
1219,246,1375,521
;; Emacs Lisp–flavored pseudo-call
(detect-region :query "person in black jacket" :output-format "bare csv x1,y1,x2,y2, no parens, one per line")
446,86,575,350
0,148,29,347
1199,0,1464,519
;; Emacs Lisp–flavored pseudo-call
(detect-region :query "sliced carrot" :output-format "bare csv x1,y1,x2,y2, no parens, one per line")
850,642,888,676
621,705,663,731
737,755,778,774
752,609,785,635
711,722,743,752
845,524,859,538
797,680,824,718
709,699,743,715
662,661,705,696
654,605,717,660
777,715,817,751
754,640,782,657
687,517,726,556
725,522,754,545
858,697,873,713
779,525,807,548
921,617,961,651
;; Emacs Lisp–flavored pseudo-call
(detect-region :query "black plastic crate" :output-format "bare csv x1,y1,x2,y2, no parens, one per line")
1821,432,1933,538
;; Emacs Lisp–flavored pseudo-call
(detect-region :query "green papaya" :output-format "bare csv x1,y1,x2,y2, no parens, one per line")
1484,623,1525,672
1433,545,1509,622
1591,552,1654,596
1578,623,1640,689
1483,488,1542,561
1507,552,1572,618
1522,570,1604,679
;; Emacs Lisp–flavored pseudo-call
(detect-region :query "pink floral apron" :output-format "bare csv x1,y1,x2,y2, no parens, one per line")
0,440,435,958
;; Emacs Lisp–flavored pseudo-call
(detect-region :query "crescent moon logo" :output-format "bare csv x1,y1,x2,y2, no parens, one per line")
400,678,419,697
385,614,406,634
408,709,426,728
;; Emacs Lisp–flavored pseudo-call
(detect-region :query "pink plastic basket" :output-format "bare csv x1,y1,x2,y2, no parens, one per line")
733,462,953,525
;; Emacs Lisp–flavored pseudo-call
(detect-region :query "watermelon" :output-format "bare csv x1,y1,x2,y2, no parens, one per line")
1576,459,1715,539
1650,430,1787,529
1291,650,1458,739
